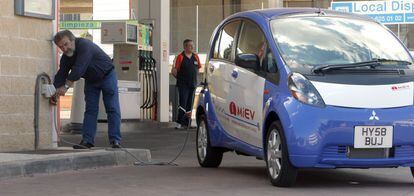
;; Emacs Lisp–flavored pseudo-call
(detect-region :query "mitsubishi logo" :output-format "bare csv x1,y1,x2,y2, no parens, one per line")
369,111,379,121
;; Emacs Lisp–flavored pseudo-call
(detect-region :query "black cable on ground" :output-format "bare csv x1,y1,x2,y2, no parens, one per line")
50,93,193,166
42,72,196,167
126,123,192,166
123,86,196,167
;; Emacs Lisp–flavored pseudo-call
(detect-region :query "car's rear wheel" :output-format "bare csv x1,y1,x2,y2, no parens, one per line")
265,121,297,187
411,167,414,179
197,114,223,167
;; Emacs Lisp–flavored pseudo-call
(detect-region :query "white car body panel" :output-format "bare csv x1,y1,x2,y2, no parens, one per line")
311,81,414,108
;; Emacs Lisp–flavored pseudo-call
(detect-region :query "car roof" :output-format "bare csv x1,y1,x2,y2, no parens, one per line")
227,8,375,22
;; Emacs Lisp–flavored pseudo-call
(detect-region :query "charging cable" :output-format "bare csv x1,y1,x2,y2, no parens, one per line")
40,73,195,166
50,92,194,166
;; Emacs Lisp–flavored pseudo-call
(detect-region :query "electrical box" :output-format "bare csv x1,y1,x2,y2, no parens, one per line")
101,21,138,45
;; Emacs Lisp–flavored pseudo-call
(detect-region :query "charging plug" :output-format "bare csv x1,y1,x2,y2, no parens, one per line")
49,95,58,105
42,84,56,98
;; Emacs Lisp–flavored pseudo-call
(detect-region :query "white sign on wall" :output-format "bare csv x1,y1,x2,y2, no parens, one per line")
331,0,414,24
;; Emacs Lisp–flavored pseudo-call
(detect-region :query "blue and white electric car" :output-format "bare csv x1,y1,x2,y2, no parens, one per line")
195,8,414,187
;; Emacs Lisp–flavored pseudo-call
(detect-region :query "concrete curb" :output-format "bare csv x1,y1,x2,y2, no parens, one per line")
97,120,176,129
0,148,151,180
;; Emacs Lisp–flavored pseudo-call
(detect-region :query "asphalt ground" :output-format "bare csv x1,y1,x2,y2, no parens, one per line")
0,122,413,196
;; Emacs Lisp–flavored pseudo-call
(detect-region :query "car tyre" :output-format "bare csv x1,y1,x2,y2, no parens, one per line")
197,114,223,168
265,121,297,187
411,167,414,179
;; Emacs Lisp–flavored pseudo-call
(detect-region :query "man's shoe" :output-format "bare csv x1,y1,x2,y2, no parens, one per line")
175,123,182,129
73,140,94,149
111,141,121,148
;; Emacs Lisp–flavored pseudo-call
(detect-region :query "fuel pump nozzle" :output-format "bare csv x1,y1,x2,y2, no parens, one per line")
141,51,151,109
148,51,158,109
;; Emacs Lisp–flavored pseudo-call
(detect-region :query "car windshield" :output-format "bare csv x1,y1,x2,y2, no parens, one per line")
270,16,413,73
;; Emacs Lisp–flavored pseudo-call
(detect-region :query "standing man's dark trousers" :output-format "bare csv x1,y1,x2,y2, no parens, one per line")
177,85,195,127
82,70,122,144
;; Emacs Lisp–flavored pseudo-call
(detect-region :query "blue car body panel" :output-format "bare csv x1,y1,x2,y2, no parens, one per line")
196,8,414,169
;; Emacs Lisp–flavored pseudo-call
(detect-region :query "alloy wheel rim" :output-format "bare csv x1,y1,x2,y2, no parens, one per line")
267,129,282,179
197,121,208,161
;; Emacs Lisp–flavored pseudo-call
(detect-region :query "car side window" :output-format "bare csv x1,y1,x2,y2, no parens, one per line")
236,20,279,83
263,49,278,73
236,20,266,58
236,20,277,72
236,20,268,67
262,47,280,84
212,31,221,59
218,21,240,61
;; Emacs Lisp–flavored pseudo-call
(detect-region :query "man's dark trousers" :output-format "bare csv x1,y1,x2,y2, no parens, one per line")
177,85,195,127
82,70,121,144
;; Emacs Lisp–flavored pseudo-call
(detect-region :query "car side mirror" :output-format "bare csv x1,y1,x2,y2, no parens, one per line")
235,53,260,71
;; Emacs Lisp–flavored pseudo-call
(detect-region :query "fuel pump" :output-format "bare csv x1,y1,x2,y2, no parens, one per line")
100,21,141,120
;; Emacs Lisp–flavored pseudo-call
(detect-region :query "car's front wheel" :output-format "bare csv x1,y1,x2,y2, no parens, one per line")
197,114,223,168
265,121,297,187
411,167,414,179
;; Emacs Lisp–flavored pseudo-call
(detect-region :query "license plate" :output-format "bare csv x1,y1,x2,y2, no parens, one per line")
354,126,393,148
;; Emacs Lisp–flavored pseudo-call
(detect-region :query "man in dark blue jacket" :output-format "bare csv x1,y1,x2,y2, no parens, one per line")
53,30,121,149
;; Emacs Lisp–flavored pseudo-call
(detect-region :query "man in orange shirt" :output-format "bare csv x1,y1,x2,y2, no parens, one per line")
172,39,201,128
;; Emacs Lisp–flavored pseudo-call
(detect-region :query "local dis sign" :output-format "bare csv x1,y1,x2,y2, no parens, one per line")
229,102,255,120
331,0,414,24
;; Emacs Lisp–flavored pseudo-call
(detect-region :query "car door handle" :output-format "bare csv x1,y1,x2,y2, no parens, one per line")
231,70,238,79
209,65,215,73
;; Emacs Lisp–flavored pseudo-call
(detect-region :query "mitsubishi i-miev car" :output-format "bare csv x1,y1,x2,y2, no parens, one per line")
194,8,414,187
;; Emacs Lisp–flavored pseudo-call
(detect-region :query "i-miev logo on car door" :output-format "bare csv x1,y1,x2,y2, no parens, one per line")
229,101,256,120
